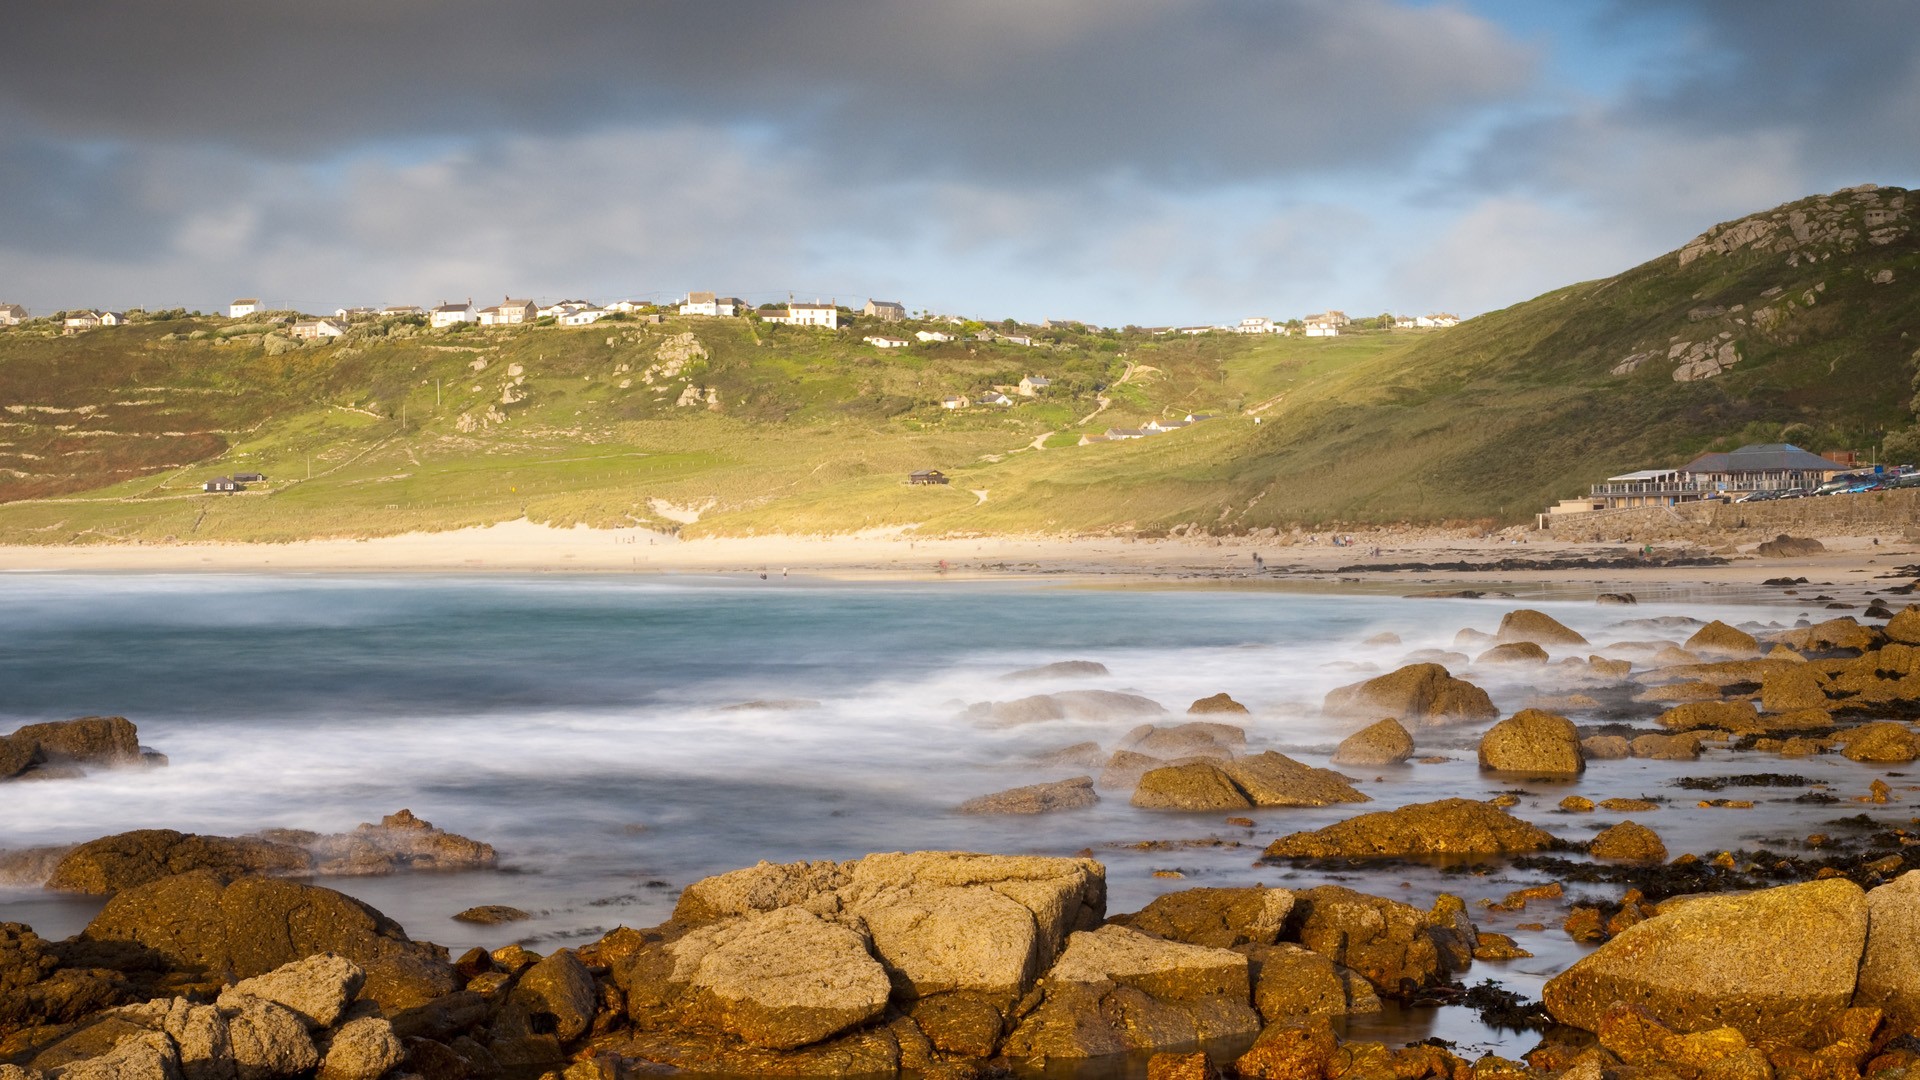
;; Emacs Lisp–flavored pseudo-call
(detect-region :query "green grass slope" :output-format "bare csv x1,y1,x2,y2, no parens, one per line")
1,184,1915,541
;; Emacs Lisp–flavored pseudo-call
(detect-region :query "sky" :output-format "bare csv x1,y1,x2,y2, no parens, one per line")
1,1,1916,327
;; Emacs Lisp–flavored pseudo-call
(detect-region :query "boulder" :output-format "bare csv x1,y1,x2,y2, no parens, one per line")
973,690,1165,726
1581,735,1630,760
1654,700,1760,733
1002,926,1258,1059
1097,749,1162,789
1495,609,1589,647
451,905,531,925
217,952,365,1029
1233,1016,1337,1080
44,1028,180,1080
1240,943,1378,1021
1330,718,1414,767
1003,661,1110,680
669,907,890,1050
1683,621,1761,658
1886,606,1920,646
672,859,852,926
1856,870,1920,1030
1187,693,1249,715
6,716,143,766
113,996,231,1080
223,992,323,1078
1756,534,1825,558
958,776,1098,815
1589,822,1666,863
1839,722,1920,763
1322,664,1497,727
1778,617,1880,654
0,922,135,1031
1131,763,1253,811
1113,887,1294,949
1475,642,1549,665
1477,709,1584,775
1287,886,1454,994
1542,879,1867,1039
1629,732,1703,760
299,809,496,876
46,830,314,895
1263,798,1556,859
1119,722,1245,759
1220,752,1370,807
80,871,456,1012
317,1016,404,1080
491,948,599,1050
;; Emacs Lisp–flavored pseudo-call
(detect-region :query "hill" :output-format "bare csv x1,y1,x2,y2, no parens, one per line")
0,183,1915,542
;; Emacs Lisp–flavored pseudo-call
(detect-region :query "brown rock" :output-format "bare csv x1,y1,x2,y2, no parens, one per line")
1263,798,1556,859
1762,664,1830,711
1778,617,1881,653
1599,798,1659,812
1582,735,1631,760
1839,722,1920,763
1856,870,1920,1031
0,921,134,1031
1886,606,1920,646
1478,709,1584,775
1238,943,1374,1021
1588,656,1633,678
1322,664,1497,727
1684,620,1762,658
1630,732,1704,760
669,907,890,1050
1187,694,1249,715
1131,763,1253,811
6,716,143,767
1114,887,1294,949
80,870,456,1012
1146,1049,1221,1080
1287,886,1454,994
1542,878,1867,1039
1476,642,1549,665
1496,609,1589,646
1119,722,1245,759
1330,718,1414,766
957,776,1098,815
1220,752,1370,807
303,809,496,876
1003,660,1110,680
1098,749,1163,789
1233,1015,1336,1079
45,829,314,895
451,905,531,925
1654,700,1760,733
1756,534,1825,557
1589,821,1666,863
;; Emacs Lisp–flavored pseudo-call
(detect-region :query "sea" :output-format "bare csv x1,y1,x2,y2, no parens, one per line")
0,572,1889,1058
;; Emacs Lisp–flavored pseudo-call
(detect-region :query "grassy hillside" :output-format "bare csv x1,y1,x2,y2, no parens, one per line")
2,184,1916,541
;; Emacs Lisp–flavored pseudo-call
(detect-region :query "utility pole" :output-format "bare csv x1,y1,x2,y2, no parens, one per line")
436,379,442,410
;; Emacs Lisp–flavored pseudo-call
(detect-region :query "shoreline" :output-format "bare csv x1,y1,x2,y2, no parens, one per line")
0,518,1914,594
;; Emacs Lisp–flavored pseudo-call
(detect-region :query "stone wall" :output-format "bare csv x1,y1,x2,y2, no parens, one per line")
1538,488,1920,545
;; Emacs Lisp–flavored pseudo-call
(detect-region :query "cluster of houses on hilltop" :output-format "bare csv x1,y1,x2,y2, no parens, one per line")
937,376,1054,411
1167,310,1460,338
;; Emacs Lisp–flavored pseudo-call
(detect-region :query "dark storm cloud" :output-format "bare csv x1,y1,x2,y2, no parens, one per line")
0,0,1533,183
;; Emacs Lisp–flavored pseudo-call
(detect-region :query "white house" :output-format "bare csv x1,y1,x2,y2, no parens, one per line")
606,300,646,314
478,298,537,327
1142,418,1189,433
63,311,101,331
1303,323,1340,338
1017,375,1051,397
787,301,837,329
1417,313,1460,328
864,299,906,321
1393,316,1416,330
940,395,969,410
558,308,609,326
757,307,791,324
229,298,259,319
915,330,953,343
290,318,347,340
679,291,740,317
0,304,25,326
1001,333,1034,346
1177,326,1216,336
865,335,910,349
538,300,592,319
976,391,1013,407
333,307,378,320
430,301,476,328
98,311,126,326
1235,317,1282,334
381,305,423,318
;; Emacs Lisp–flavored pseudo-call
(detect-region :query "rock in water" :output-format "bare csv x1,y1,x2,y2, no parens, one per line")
1322,664,1497,727
45,829,315,895
1856,870,1920,1030
1477,710,1584,775
1495,609,1589,647
1112,887,1294,949
1003,660,1110,680
1475,642,1549,665
1541,878,1867,1039
1220,752,1370,807
451,904,532,924
1187,693,1249,715
957,776,1098,815
1588,821,1666,863
1,716,149,780
1131,763,1253,811
668,908,892,1050
80,870,456,1012
1263,798,1555,859
1287,886,1457,994
1683,620,1761,658
1839,722,1920,763
303,808,496,875
1653,700,1760,732
1886,605,1920,645
1330,718,1414,766
1756,534,1826,558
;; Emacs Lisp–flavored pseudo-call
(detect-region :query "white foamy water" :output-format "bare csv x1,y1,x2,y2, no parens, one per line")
0,572,1893,1056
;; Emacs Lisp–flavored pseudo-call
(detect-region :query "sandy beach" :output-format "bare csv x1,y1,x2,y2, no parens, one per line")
0,518,1912,599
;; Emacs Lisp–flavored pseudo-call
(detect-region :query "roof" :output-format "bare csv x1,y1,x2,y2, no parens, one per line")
433,302,470,312
868,299,904,307
1022,375,1050,384
687,291,717,304
502,298,535,307
790,302,834,310
1606,468,1680,481
232,298,259,304
1680,443,1840,475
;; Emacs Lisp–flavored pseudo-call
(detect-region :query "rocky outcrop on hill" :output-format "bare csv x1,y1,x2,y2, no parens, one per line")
1321,664,1497,727
1262,798,1557,859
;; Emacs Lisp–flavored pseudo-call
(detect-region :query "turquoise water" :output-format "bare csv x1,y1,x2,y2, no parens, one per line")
0,573,1883,1057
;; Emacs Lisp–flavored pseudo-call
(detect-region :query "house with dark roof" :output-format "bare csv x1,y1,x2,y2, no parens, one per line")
1680,443,1843,494
1,303,29,325
864,299,906,321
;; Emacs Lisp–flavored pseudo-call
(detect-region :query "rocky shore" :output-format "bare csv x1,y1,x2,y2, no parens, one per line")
13,597,1920,1077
